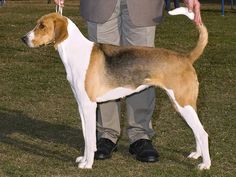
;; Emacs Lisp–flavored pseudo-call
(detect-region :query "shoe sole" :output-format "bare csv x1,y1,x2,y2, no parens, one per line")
136,156,159,163
94,147,118,160
130,151,159,163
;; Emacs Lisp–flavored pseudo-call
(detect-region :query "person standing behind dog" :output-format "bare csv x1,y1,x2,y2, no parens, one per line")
54,0,202,162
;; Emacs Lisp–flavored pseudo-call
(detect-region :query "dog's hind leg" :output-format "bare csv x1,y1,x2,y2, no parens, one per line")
188,134,202,159
165,88,211,170
177,105,211,170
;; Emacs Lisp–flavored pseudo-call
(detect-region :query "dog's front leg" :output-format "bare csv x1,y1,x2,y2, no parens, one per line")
75,100,97,169
75,105,87,164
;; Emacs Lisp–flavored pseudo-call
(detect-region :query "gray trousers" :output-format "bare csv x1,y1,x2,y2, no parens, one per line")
87,0,156,144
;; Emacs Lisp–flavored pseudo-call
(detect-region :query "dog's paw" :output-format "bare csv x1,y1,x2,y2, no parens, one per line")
75,156,86,163
188,151,201,159
197,162,211,170
76,156,94,169
78,161,92,169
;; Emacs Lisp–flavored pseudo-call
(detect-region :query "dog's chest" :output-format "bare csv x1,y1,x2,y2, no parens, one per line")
57,26,94,90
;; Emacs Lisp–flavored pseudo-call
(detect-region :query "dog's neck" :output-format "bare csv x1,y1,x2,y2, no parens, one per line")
57,18,94,85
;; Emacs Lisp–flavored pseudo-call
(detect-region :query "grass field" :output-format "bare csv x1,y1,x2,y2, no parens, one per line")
0,1,235,177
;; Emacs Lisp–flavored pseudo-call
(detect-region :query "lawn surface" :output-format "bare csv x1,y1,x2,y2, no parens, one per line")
0,1,235,177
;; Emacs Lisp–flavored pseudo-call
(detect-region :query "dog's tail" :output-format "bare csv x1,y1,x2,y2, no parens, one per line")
168,7,208,64
188,24,208,64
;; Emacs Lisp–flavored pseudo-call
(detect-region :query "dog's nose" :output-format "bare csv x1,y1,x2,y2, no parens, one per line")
21,35,28,44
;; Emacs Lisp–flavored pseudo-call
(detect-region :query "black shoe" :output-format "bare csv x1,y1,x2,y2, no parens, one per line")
95,138,117,160
129,139,159,162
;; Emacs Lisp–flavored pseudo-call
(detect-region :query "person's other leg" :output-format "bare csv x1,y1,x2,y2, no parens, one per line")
165,0,171,10
174,0,180,8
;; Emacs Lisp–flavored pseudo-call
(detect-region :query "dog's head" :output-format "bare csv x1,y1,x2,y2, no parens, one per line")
21,13,68,48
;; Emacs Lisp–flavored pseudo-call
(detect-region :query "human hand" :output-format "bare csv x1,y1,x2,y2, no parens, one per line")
54,0,64,6
183,0,202,25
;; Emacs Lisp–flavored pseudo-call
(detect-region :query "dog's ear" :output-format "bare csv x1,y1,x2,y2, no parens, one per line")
54,16,68,48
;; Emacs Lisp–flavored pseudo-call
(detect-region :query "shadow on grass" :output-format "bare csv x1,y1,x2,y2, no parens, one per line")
0,107,83,162
0,103,197,168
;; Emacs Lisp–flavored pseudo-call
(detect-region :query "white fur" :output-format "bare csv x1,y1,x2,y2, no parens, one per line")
25,30,35,47
57,19,97,169
96,85,150,102
165,89,211,170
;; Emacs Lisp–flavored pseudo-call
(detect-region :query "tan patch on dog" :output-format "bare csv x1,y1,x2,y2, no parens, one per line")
145,55,199,110
85,25,207,108
85,44,113,101
32,13,68,48
85,44,200,108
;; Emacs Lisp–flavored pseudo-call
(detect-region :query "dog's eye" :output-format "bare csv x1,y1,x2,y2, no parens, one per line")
39,23,45,29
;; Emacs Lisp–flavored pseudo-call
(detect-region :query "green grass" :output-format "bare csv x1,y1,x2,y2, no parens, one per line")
0,1,236,177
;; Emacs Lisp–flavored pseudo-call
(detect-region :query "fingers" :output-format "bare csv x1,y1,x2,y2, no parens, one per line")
187,0,194,12
194,6,202,25
54,0,59,5
184,0,202,25
193,1,202,25
54,0,64,6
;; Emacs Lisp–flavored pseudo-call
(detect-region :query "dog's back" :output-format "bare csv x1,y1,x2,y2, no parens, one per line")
88,23,208,92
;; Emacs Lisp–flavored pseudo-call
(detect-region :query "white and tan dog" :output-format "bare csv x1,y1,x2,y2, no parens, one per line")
21,9,211,170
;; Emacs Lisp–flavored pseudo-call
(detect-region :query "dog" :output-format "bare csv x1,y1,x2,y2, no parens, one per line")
21,9,211,170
